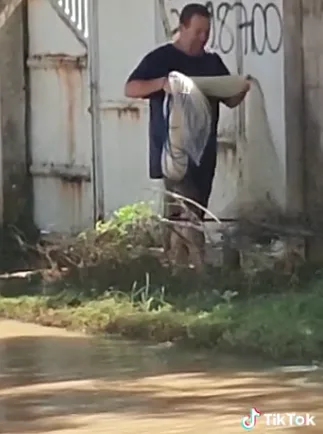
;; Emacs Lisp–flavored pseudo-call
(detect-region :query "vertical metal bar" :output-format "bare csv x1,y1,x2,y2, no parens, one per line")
22,0,33,227
224,0,244,268
235,2,245,138
83,0,89,38
77,0,82,32
65,0,71,15
70,0,76,22
299,0,306,217
88,0,104,222
157,0,172,40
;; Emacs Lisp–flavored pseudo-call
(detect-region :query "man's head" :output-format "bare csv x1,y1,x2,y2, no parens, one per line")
177,3,211,54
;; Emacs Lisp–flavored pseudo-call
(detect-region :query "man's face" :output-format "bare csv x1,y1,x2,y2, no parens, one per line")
179,14,210,53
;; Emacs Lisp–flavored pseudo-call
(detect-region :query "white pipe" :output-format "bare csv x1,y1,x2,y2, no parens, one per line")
88,0,104,222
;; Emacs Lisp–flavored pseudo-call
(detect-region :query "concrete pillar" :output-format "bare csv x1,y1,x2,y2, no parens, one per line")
283,0,305,216
301,0,323,262
0,1,28,226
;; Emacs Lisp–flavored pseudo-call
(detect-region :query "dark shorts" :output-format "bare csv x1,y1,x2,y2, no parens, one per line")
163,148,217,221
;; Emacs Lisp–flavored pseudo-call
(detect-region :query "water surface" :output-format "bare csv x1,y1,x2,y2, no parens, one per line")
0,320,322,433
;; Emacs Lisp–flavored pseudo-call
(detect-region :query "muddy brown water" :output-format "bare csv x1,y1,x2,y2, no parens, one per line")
0,320,322,433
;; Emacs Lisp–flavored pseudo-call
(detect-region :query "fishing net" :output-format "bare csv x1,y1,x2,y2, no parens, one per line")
161,71,248,182
161,72,284,214
159,70,286,268
161,71,211,181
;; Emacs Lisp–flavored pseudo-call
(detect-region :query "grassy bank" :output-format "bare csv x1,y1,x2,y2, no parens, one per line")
1,202,323,363
1,272,323,363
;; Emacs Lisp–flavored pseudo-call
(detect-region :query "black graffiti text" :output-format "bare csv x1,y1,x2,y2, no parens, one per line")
169,1,283,55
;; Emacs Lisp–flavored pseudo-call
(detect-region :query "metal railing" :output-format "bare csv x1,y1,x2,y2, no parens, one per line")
51,0,89,44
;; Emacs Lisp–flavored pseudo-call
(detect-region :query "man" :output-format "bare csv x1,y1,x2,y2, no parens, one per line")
124,3,250,269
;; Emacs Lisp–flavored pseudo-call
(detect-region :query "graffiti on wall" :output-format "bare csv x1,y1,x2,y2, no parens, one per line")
164,1,283,55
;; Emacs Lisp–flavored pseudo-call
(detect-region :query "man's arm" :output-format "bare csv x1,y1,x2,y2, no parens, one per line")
124,49,167,99
125,77,166,99
222,82,250,108
213,54,250,108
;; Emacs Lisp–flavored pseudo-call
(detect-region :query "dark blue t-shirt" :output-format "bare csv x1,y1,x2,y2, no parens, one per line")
127,43,230,179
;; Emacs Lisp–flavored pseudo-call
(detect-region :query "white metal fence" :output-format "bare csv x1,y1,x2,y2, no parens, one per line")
51,0,89,43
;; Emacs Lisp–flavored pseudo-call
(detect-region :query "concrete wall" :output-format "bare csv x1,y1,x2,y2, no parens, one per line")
155,0,308,245
0,1,28,226
155,0,288,217
154,0,287,218
0,0,320,245
240,0,286,213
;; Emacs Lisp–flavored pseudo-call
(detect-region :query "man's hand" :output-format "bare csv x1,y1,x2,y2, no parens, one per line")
243,75,252,93
241,76,251,94
222,76,251,108
243,80,251,93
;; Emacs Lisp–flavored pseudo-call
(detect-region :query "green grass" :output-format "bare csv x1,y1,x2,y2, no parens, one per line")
2,202,323,364
1,272,323,363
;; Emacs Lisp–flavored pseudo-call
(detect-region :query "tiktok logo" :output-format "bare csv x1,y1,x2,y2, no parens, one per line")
241,407,262,430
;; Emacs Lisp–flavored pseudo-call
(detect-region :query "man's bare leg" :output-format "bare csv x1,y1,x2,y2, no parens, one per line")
162,185,189,267
162,177,206,271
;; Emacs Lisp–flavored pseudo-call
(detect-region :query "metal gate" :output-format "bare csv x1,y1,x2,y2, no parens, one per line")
95,0,161,218
27,0,93,234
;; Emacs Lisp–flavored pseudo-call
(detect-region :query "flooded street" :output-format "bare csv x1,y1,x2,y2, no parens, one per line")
0,320,322,433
